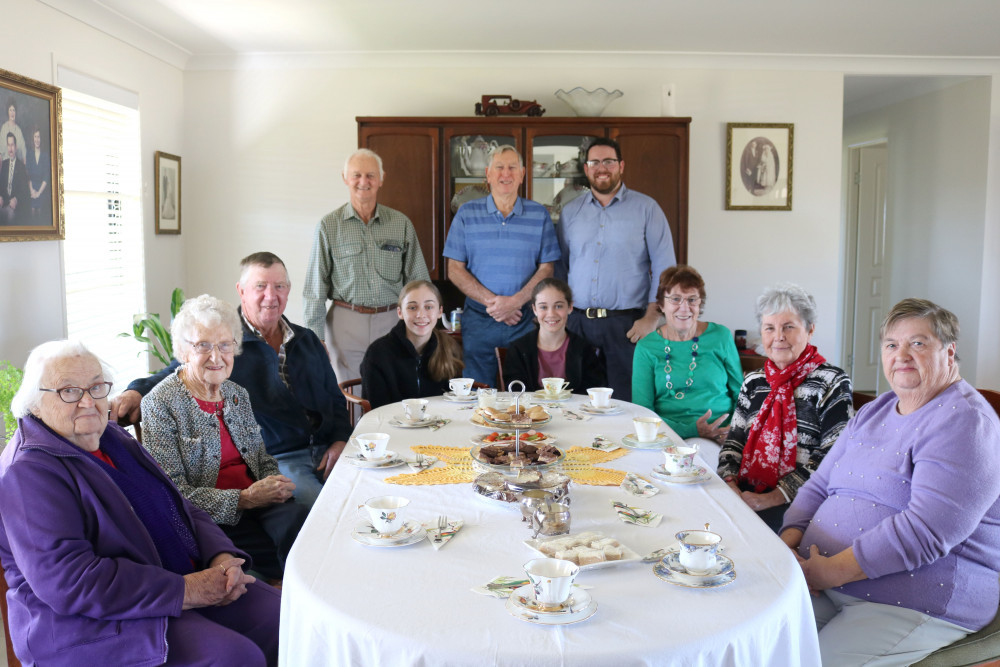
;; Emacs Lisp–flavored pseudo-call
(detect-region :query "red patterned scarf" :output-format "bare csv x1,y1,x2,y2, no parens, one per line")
738,345,825,493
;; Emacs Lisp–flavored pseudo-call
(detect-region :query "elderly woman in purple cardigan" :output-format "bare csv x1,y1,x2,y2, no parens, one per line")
0,340,279,666
781,299,1000,666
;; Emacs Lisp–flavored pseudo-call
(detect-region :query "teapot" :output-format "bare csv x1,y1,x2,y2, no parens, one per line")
458,135,499,177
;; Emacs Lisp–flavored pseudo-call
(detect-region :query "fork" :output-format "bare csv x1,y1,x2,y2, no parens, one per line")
435,515,448,542
415,452,425,468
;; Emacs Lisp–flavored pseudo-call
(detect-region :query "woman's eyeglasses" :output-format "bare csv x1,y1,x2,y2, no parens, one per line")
187,340,236,355
40,382,113,403
664,296,702,307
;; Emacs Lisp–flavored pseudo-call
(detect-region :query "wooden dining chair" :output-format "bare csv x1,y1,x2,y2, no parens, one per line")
494,347,507,391
852,391,877,412
0,556,22,667
977,388,1000,417
338,379,371,427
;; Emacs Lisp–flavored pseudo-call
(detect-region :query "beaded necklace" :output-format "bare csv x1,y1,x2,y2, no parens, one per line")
663,335,699,400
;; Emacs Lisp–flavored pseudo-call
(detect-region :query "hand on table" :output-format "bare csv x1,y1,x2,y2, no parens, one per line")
696,410,730,443
239,475,295,509
316,440,347,481
183,555,255,609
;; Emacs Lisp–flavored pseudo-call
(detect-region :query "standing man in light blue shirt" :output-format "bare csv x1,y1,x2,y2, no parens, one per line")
444,146,561,386
557,138,675,401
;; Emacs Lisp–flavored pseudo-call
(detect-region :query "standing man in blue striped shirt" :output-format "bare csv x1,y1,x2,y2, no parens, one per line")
443,146,561,387
557,138,675,401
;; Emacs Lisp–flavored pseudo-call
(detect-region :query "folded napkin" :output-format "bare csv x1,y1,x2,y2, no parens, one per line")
621,472,659,497
405,454,438,472
472,575,593,599
611,500,663,528
562,408,592,422
422,519,463,550
428,418,452,431
590,435,621,452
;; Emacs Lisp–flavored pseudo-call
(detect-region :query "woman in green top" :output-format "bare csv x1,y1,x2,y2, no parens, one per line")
632,265,742,452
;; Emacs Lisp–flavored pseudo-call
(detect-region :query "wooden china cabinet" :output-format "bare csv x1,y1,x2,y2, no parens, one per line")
357,116,690,309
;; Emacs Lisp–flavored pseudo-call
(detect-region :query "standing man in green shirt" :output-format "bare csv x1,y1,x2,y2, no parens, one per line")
303,149,430,386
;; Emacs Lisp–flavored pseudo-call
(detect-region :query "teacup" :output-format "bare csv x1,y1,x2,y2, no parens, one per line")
675,528,722,575
524,558,579,609
530,501,572,537
477,387,497,408
587,387,613,408
541,377,569,396
352,432,390,460
633,416,662,443
449,377,475,396
402,398,429,422
663,443,699,474
359,495,410,535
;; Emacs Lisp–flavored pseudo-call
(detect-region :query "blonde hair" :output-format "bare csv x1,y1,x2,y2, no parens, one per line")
398,280,464,381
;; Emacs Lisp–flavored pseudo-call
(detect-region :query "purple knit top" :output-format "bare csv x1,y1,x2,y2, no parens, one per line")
783,380,1000,630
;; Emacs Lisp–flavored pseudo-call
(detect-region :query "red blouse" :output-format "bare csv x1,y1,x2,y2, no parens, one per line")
194,397,255,490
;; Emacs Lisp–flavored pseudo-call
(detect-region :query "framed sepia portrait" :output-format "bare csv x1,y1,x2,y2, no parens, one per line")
155,150,181,234
0,67,63,242
726,123,794,211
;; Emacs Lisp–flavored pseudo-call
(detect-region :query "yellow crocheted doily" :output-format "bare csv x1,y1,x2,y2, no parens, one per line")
384,445,628,487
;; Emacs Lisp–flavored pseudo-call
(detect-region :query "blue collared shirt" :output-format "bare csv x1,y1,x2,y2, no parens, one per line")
443,194,561,301
556,183,675,310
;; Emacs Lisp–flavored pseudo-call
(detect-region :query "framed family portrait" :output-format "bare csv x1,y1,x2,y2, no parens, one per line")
0,67,63,242
155,151,181,234
725,123,794,211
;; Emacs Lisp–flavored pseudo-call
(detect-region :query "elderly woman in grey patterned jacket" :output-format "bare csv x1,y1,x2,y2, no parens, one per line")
141,294,308,582
717,283,853,533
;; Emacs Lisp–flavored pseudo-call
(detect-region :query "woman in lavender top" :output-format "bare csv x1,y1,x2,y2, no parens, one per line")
781,299,1000,666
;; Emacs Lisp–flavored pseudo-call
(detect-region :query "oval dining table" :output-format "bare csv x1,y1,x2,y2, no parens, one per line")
279,394,821,666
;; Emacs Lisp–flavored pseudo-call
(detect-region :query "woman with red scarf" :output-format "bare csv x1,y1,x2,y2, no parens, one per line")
717,283,853,532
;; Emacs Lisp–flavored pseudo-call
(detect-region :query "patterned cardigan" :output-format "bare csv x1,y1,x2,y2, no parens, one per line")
717,363,854,501
140,369,280,525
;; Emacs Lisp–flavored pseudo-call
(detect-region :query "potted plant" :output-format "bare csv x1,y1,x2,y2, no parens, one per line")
1,360,24,444
119,287,185,369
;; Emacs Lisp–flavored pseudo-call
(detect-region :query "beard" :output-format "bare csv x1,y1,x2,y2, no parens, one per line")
587,171,622,195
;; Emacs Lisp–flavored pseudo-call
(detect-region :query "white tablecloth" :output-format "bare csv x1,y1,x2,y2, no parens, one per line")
279,397,821,666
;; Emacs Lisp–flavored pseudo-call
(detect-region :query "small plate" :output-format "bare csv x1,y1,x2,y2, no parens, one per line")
662,552,734,580
524,535,641,570
505,585,598,625
653,558,736,588
345,450,405,469
621,433,677,449
389,415,441,428
650,464,711,485
443,391,478,403
351,521,427,547
532,389,572,402
470,432,556,447
578,403,624,416
469,443,565,474
511,586,593,615
470,414,553,430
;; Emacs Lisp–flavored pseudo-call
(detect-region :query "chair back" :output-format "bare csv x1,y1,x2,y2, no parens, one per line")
338,379,371,428
978,388,1000,418
852,391,877,412
0,556,23,667
494,347,507,391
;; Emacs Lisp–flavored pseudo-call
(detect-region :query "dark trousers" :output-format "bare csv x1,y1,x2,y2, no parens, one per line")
165,581,280,666
221,500,309,580
462,303,535,388
567,309,642,402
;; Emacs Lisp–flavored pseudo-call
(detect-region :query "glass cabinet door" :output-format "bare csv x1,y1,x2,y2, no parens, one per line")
448,133,517,217
528,134,597,223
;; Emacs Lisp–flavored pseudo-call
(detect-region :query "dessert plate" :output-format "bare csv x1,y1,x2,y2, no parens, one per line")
650,464,711,485
351,521,426,547
524,535,641,570
662,552,734,580
344,450,405,469
470,432,556,447
470,414,553,430
621,433,676,449
505,585,597,625
578,403,624,416
389,415,441,428
511,586,593,615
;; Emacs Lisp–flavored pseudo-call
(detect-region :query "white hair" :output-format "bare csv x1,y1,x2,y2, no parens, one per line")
488,144,524,168
343,148,385,180
755,282,818,330
10,340,114,418
171,294,244,360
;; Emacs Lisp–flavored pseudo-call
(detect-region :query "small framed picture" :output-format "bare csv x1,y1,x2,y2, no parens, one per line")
0,67,63,242
725,123,794,211
155,150,181,234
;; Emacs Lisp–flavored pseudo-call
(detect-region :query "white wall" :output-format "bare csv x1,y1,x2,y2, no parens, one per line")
183,66,846,362
844,78,992,385
0,0,185,368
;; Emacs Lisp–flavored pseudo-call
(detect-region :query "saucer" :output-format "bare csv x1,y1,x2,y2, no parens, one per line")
653,555,736,588
345,450,405,469
511,585,593,615
663,551,734,579
351,521,426,547
443,391,477,403
621,433,676,449
389,415,440,428
578,403,623,416
532,389,571,402
650,464,711,485
505,585,597,625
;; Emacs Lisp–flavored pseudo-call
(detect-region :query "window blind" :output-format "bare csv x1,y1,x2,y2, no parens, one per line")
61,88,147,387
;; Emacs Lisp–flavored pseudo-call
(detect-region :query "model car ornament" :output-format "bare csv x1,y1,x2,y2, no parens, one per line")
475,94,545,117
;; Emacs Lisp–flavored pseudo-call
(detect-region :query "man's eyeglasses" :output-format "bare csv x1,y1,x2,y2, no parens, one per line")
187,340,237,355
584,158,620,169
40,382,113,403
664,296,702,307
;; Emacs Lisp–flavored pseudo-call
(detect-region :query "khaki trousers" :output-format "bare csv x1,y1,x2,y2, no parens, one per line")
325,305,398,388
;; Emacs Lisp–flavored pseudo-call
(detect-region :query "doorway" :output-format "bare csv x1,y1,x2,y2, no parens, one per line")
842,143,888,395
